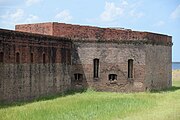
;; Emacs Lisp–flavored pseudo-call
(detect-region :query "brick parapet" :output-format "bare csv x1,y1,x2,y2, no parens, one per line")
15,22,53,35
15,22,172,46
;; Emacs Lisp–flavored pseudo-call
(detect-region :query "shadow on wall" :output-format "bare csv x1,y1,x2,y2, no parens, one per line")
71,44,88,89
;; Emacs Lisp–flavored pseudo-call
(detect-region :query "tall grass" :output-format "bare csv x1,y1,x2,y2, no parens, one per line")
0,71,180,120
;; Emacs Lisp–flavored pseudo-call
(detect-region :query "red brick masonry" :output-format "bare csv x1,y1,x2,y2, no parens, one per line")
16,22,172,45
0,22,172,102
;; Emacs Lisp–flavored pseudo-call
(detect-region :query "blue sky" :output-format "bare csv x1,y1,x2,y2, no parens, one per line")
0,0,180,61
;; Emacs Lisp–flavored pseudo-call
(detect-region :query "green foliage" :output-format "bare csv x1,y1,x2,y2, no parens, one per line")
0,71,180,120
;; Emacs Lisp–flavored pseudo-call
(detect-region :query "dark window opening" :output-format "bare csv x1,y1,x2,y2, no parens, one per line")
0,52,4,63
16,52,20,63
128,59,133,78
30,53,34,63
74,73,83,82
109,74,117,81
19,86,22,92
93,59,99,78
43,53,45,64
61,48,71,65
51,47,56,63
67,49,71,65
61,48,66,64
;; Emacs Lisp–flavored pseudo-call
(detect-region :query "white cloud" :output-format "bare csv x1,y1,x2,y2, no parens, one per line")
170,4,180,19
55,10,72,22
0,8,39,28
0,0,12,5
26,0,42,6
10,9,24,22
121,0,128,6
1,9,24,23
153,20,165,27
25,14,39,23
90,0,144,24
100,2,124,22
129,9,143,18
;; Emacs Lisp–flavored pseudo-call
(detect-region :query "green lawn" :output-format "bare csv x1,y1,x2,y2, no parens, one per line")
0,71,180,120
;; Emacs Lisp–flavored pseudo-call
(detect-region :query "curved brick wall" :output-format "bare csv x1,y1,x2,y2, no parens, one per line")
16,22,172,46
0,22,173,102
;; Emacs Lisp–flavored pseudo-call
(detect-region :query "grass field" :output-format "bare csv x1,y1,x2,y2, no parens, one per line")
0,71,180,120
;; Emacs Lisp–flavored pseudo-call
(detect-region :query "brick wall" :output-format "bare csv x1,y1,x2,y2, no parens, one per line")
71,41,172,92
0,29,72,102
145,45,172,90
0,22,172,101
53,23,172,45
53,23,146,41
15,23,54,35
71,42,146,92
16,22,172,46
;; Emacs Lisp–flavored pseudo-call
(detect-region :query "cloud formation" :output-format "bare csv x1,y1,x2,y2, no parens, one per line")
100,2,124,22
91,0,144,24
0,8,39,28
153,20,165,27
25,0,42,6
129,9,143,18
171,4,180,19
55,10,73,22
25,14,39,23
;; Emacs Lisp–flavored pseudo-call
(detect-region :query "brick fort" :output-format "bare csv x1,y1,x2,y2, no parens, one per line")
0,22,172,102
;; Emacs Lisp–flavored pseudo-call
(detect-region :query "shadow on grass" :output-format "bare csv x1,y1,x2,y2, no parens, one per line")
150,86,180,93
0,88,86,109
1,85,180,109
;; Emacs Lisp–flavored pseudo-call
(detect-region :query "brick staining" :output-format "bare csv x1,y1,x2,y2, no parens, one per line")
0,28,72,102
0,22,172,102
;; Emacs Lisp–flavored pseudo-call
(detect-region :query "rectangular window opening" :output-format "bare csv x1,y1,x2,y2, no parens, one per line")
61,48,66,64
93,59,99,78
0,52,4,63
30,53,34,63
128,59,133,78
16,52,20,63
74,73,83,82
43,53,45,64
67,49,71,65
109,74,117,81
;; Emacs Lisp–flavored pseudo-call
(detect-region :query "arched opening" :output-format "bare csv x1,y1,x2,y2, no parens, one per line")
128,59,133,78
16,52,20,63
109,74,117,81
93,58,99,78
0,52,4,63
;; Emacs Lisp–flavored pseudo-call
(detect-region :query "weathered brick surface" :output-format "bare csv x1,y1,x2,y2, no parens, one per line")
0,29,71,102
0,22,173,102
16,22,172,45
145,45,172,90
0,64,71,101
71,42,146,92
70,41,172,92
15,23,53,35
